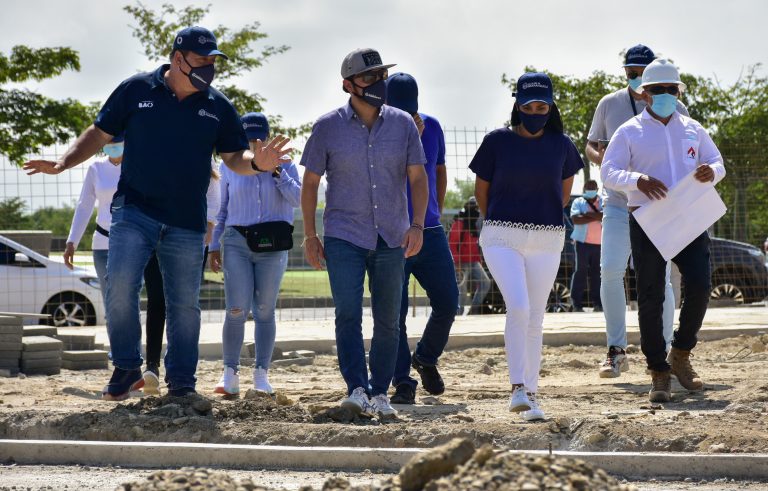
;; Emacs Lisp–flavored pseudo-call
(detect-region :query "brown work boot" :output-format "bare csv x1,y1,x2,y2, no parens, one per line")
668,347,704,391
649,370,671,403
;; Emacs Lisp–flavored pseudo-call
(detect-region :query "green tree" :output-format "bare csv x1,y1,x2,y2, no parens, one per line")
124,1,311,140
0,197,31,229
0,46,98,165
443,178,476,210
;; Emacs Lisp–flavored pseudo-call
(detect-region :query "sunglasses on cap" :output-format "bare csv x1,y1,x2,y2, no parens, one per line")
351,69,389,85
646,85,680,96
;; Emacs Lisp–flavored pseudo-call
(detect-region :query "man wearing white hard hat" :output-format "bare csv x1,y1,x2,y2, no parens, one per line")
586,45,689,380
601,59,726,403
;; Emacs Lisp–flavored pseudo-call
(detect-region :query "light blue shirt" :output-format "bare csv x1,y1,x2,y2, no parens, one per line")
570,196,603,243
210,160,301,251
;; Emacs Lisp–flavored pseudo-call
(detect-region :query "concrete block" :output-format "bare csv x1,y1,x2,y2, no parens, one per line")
22,336,63,352
0,367,20,377
61,350,108,362
271,356,314,368
61,359,109,370
0,349,21,360
0,325,23,335
21,358,62,370
0,342,23,351
285,350,316,359
63,344,97,351
0,316,22,326
55,333,95,345
0,333,23,343
0,358,19,369
243,343,282,361
21,350,63,361
23,325,57,337
93,343,105,350
239,357,255,367
21,366,61,376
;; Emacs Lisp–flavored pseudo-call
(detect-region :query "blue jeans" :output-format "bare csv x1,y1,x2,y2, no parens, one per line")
393,227,458,389
105,204,204,390
458,262,491,311
220,227,288,370
600,205,674,349
324,235,404,396
92,249,109,305
571,241,601,310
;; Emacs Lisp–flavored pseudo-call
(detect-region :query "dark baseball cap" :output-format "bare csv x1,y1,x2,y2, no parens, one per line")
514,72,553,105
241,112,269,141
340,48,396,78
623,44,655,67
386,73,419,114
173,26,229,59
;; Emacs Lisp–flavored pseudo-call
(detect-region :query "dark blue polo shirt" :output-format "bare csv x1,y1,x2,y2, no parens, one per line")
94,64,248,232
469,128,583,227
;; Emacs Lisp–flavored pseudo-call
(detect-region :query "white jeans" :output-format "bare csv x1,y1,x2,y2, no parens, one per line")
480,224,563,392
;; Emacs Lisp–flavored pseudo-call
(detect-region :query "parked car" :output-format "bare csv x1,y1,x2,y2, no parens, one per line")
0,234,105,326
483,198,768,313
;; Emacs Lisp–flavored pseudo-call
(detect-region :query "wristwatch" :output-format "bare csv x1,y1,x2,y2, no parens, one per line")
250,158,265,173
272,166,282,178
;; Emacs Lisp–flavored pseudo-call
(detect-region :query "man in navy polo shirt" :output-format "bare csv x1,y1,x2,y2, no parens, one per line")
300,49,428,419
24,26,290,400
385,72,458,405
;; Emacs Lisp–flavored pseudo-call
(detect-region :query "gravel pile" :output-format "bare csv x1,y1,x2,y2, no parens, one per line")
118,468,270,490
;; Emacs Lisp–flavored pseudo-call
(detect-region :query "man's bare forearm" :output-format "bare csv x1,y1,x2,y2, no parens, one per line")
436,165,447,213
59,125,114,171
221,149,258,176
301,175,321,236
407,166,428,226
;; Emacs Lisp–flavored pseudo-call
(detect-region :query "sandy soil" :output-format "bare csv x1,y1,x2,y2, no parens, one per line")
1,334,767,457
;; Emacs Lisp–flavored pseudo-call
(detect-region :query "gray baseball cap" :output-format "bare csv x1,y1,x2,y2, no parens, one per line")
340,48,396,78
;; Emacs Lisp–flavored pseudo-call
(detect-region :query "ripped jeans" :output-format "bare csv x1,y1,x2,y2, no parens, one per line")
220,227,288,371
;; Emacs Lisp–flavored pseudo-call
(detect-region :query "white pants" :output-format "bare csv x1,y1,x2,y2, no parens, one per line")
480,224,564,392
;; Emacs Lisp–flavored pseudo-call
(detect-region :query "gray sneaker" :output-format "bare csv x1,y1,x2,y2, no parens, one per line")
599,346,629,378
370,393,398,419
341,387,375,418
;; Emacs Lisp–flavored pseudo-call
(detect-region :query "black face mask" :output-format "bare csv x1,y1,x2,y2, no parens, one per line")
353,79,387,108
180,53,215,91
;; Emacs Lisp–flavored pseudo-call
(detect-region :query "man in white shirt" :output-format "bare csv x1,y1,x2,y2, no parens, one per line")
586,45,689,379
602,59,726,403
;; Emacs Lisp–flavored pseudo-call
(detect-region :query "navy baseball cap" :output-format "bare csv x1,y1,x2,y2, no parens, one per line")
173,26,228,59
241,112,269,141
386,73,419,114
623,44,655,67
514,72,553,105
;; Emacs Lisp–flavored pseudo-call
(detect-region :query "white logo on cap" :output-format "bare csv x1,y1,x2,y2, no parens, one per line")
198,109,219,121
176,36,183,45
521,82,549,90
243,122,264,129
198,36,215,44
138,101,154,109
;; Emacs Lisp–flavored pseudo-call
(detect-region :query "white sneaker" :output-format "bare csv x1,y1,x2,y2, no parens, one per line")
370,393,398,418
522,392,545,421
341,387,375,417
508,385,531,412
214,367,240,395
253,367,274,394
142,368,160,396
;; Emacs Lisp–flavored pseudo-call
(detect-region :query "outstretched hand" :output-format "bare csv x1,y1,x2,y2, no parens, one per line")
252,136,292,173
23,160,64,176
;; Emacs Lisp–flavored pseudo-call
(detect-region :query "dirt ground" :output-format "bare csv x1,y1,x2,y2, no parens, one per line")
1,335,767,461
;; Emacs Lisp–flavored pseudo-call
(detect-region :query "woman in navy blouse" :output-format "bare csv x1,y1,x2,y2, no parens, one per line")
469,72,583,421
209,113,301,395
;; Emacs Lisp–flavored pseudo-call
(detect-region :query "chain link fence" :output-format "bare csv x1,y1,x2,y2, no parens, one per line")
1,130,766,327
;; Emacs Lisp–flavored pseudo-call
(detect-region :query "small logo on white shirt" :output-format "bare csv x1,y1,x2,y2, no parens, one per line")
198,109,219,121
138,101,154,109
687,147,696,159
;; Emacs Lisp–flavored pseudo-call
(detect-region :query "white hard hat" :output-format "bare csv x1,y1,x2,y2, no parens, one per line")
639,59,686,92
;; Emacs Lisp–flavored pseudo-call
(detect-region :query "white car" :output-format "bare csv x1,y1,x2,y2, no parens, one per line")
0,234,105,326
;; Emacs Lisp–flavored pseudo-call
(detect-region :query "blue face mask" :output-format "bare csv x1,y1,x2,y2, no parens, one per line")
650,94,678,118
517,109,550,134
103,142,124,159
355,79,387,108
583,190,598,199
628,77,642,92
